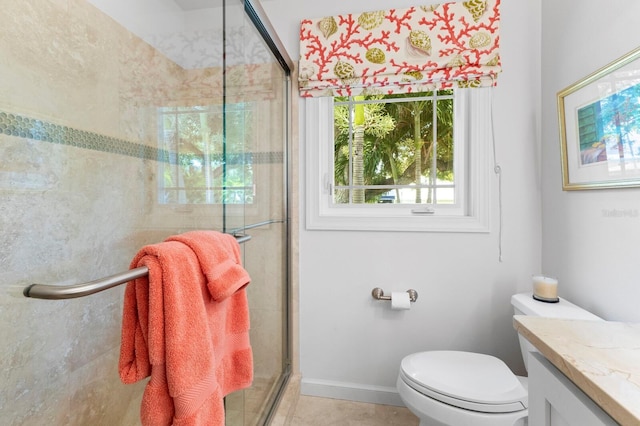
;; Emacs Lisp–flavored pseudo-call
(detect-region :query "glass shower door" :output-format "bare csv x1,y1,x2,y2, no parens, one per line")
0,0,290,424
223,1,292,425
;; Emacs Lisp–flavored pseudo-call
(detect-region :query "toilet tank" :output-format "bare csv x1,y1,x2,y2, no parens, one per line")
511,292,602,371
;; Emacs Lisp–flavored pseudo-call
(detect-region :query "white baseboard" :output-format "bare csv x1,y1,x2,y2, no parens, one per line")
300,378,405,407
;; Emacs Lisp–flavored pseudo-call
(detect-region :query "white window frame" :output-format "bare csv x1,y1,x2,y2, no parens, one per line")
304,88,493,233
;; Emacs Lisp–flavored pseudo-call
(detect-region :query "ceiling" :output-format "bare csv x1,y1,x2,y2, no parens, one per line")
173,0,271,10
174,0,225,10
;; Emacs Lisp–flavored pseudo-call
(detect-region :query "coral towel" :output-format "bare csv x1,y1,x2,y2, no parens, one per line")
119,231,252,425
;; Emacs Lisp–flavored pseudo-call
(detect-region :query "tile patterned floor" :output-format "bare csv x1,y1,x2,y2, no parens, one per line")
269,376,419,426
285,395,419,426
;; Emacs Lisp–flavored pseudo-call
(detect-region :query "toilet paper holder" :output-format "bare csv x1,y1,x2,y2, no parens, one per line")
371,287,418,303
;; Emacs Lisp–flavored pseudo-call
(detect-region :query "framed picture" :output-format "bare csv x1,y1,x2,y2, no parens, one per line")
558,46,640,190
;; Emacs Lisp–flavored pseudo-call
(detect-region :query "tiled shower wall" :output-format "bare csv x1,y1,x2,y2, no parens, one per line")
0,1,193,423
0,0,286,424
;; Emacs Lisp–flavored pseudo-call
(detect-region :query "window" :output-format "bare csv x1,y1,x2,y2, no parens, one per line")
157,105,254,205
305,88,493,232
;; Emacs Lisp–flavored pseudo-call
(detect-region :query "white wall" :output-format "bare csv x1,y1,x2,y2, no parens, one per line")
263,0,542,404
541,0,640,323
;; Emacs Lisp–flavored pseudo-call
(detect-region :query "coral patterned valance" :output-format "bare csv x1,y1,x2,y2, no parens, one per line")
298,0,501,97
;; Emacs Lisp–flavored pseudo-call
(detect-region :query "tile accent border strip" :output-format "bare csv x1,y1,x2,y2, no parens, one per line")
0,110,282,164
0,111,166,161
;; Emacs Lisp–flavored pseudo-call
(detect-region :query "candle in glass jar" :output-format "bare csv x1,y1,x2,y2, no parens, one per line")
532,275,558,300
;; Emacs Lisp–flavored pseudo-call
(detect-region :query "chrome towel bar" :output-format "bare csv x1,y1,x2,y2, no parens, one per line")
24,267,150,300
23,234,251,300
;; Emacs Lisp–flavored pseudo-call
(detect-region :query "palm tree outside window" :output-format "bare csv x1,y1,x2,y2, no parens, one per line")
333,90,455,207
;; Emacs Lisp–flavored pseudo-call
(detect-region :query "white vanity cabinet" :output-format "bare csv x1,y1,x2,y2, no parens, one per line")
513,316,640,426
527,352,617,426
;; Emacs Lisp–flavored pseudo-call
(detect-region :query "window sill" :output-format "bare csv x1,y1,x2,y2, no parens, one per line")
305,212,490,233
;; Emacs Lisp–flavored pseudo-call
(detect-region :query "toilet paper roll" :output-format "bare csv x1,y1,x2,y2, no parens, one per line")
391,291,411,310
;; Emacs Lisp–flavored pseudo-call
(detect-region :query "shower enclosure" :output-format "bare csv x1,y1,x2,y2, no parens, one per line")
0,0,291,425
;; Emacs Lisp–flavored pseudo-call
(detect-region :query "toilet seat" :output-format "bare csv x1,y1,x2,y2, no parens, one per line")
400,350,528,414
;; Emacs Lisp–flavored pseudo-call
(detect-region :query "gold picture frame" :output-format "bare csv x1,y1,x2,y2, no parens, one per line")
558,46,640,190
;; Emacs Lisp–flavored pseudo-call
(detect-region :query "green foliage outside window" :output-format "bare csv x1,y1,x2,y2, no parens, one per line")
333,91,455,205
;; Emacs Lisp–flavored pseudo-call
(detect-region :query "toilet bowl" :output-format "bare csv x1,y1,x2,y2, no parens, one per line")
397,292,602,426
398,350,528,426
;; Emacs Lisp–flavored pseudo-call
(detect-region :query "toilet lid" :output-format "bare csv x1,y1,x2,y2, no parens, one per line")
400,351,528,413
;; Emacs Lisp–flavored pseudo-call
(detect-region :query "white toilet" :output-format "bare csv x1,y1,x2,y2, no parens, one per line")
397,292,602,426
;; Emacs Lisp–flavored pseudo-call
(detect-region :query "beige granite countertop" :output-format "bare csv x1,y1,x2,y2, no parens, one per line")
513,316,640,426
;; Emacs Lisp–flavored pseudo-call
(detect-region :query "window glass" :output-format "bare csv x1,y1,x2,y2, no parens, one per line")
332,91,458,207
